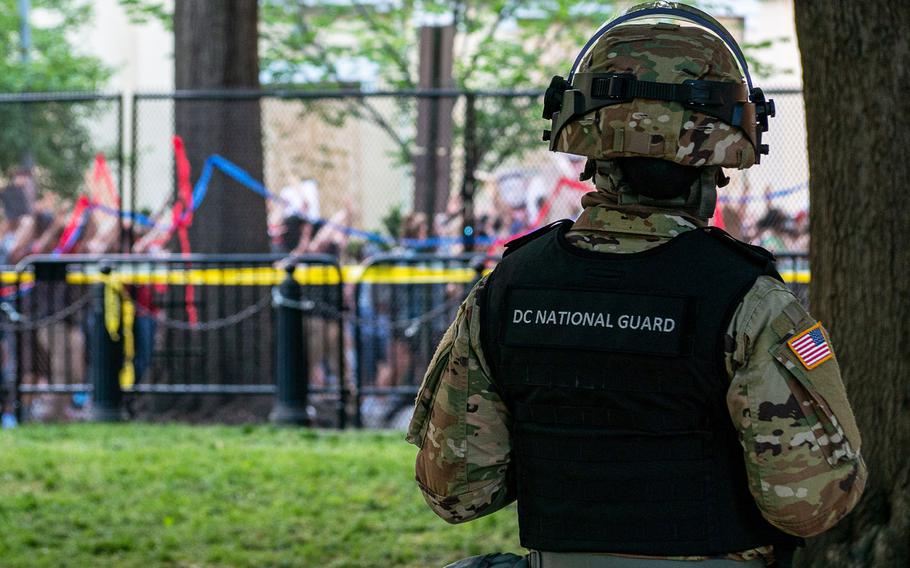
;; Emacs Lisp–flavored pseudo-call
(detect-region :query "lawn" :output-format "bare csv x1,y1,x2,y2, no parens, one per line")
0,424,520,567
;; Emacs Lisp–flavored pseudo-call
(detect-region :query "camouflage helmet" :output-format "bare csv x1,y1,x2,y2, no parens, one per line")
542,2,774,170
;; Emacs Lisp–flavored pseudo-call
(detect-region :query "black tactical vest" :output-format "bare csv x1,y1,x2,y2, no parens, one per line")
480,220,801,556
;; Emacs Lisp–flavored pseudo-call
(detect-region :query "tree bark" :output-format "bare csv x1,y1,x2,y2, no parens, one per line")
413,25,455,224
174,0,267,253
795,2,910,566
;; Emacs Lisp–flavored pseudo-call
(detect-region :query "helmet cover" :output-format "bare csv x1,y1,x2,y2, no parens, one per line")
554,22,759,169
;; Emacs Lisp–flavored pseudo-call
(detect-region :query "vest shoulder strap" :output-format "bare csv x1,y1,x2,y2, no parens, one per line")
503,220,571,257
703,226,781,278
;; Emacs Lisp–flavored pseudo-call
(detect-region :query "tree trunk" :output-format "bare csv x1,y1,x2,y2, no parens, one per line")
174,0,267,253
413,25,455,224
794,2,910,566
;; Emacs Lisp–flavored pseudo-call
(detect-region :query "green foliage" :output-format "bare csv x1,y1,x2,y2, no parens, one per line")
0,0,111,197
118,0,170,28
110,0,787,185
742,37,794,80
259,1,621,172
381,203,404,242
257,1,788,173
0,424,520,567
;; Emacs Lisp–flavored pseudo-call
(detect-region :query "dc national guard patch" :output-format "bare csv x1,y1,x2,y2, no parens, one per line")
787,322,833,370
501,287,690,356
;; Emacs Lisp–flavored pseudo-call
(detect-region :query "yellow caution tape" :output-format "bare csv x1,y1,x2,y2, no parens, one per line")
103,275,121,341
1,265,811,286
0,272,26,284
119,294,136,391
777,270,811,285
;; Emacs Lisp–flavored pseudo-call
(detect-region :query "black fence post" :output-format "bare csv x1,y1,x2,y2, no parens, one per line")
271,263,310,426
461,92,477,252
13,268,25,424
116,95,126,251
353,276,364,429
335,265,348,430
90,265,123,422
129,92,139,252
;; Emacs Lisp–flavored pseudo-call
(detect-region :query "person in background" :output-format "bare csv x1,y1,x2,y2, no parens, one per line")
1,167,36,230
5,191,66,263
785,210,809,252
753,208,790,253
279,177,320,221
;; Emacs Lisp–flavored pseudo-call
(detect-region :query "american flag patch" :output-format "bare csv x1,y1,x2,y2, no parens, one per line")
787,323,833,370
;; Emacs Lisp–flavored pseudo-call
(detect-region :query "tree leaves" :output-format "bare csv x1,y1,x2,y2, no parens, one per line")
259,1,620,170
0,0,112,197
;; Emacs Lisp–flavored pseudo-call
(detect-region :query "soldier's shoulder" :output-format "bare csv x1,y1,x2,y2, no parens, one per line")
703,227,776,267
737,275,803,324
502,220,570,258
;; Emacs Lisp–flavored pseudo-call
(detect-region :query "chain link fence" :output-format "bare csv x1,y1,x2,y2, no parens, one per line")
130,89,809,260
0,88,811,426
0,94,125,262
0,89,808,260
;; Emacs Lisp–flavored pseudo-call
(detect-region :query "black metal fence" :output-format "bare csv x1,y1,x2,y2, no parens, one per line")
352,253,493,428
2,254,346,426
0,252,809,427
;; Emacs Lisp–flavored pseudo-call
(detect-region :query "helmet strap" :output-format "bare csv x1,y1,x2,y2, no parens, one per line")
693,168,719,220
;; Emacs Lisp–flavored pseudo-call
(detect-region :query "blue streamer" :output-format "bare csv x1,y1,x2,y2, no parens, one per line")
63,151,808,253
93,203,156,227
717,181,808,205
53,205,94,255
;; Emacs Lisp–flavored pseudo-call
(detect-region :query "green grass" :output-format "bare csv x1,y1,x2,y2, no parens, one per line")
0,424,520,567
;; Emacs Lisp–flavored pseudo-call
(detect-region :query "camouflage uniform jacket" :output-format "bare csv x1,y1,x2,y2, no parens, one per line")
406,205,867,562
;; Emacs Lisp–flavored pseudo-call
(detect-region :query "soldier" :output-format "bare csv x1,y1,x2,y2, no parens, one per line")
407,3,866,568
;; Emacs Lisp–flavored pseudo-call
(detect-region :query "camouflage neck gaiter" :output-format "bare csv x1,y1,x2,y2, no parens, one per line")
579,159,715,223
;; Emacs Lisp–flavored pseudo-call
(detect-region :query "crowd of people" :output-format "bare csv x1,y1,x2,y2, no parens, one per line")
0,161,810,427
0,166,124,263
0,159,810,268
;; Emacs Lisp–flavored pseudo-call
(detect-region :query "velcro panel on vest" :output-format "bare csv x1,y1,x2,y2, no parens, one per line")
513,401,709,431
516,428,712,463
501,348,696,394
519,464,707,503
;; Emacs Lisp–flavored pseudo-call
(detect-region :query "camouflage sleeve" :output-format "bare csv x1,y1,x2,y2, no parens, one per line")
406,276,515,523
725,276,867,537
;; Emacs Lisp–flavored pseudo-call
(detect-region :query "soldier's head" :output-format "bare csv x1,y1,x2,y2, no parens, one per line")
542,2,774,219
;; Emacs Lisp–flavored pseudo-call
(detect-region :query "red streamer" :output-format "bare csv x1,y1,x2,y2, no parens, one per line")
93,154,120,207
55,195,92,253
171,135,198,324
711,202,726,229
486,177,590,254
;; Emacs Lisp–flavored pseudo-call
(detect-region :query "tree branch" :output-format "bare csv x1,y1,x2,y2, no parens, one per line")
296,5,413,161
454,0,471,61
461,1,518,86
352,2,415,88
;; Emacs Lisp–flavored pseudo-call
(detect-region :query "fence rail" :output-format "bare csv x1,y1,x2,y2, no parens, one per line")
3,254,345,426
0,251,809,427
